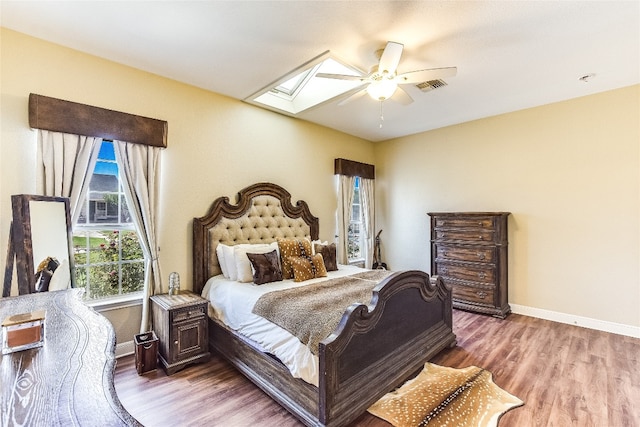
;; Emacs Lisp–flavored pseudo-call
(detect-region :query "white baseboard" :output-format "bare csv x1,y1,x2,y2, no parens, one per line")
510,304,640,339
116,340,135,359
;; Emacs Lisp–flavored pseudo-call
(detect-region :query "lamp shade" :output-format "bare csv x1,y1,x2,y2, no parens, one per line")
366,78,398,101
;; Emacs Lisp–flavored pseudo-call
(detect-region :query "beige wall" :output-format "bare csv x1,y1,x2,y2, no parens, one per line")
0,28,374,343
375,85,640,328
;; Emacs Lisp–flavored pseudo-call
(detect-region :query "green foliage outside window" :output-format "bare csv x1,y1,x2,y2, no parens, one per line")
74,229,145,299
347,224,361,260
348,177,363,261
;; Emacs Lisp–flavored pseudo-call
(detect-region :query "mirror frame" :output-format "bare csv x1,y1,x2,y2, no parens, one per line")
8,194,75,295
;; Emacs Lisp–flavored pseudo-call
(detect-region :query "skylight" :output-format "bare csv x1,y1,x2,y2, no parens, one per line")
272,69,312,97
245,51,364,116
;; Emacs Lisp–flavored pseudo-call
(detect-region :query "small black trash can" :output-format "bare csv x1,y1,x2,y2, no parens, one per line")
134,331,158,375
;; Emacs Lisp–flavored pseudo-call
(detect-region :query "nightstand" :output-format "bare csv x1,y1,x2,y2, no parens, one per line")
150,291,210,375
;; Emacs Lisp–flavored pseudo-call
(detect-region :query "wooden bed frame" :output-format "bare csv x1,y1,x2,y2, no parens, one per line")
193,182,456,427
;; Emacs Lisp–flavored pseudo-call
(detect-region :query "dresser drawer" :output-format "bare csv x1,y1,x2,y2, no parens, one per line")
452,283,497,306
434,217,494,229
171,304,206,324
436,263,495,284
434,229,495,242
435,245,495,263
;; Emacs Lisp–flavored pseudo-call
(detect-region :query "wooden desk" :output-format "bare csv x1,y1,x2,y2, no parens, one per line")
0,289,140,426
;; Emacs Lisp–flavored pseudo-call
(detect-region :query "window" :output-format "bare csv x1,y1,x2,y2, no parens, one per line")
348,177,364,262
73,141,145,300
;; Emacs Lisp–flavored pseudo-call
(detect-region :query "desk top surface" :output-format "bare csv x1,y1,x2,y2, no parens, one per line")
0,289,140,426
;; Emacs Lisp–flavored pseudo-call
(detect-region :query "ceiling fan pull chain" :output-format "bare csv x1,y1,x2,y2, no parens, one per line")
379,101,384,128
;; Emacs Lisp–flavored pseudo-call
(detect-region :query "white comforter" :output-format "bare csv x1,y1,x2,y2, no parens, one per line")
201,264,368,386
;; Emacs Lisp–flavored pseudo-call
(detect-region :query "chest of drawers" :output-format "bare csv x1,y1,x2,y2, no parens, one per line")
151,291,210,375
428,212,511,318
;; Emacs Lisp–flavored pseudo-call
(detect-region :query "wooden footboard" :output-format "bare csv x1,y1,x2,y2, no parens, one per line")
208,270,455,427
319,270,455,426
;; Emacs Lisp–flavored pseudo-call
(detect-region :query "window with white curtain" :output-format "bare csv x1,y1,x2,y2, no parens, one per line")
336,158,375,268
348,177,364,262
73,141,146,300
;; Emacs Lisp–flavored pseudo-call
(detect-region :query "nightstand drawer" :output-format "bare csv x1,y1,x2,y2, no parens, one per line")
172,305,206,324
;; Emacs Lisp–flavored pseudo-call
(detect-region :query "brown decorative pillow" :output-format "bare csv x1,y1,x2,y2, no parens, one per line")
247,250,283,285
277,238,313,279
313,242,338,271
289,254,328,282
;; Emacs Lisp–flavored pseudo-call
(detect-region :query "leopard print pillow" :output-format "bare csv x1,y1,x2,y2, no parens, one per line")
277,238,312,279
289,254,328,282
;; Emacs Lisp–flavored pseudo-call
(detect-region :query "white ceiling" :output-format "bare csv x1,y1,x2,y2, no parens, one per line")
1,1,638,142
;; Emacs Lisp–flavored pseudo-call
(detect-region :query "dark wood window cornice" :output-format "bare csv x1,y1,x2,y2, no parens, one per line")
334,158,375,179
28,93,167,148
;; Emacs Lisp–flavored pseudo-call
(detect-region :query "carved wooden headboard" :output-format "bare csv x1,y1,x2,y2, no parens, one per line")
192,182,319,294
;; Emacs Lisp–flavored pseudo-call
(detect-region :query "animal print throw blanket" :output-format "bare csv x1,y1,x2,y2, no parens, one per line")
252,270,393,355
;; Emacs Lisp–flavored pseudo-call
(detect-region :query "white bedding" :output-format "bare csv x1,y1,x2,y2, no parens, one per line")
201,264,368,386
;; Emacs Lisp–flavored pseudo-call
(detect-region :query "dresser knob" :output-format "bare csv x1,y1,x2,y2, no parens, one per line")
477,253,485,260
478,235,483,240
174,340,179,346
477,291,487,299
478,272,486,279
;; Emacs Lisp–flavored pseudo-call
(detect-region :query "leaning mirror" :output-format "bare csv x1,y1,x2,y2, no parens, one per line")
4,195,75,296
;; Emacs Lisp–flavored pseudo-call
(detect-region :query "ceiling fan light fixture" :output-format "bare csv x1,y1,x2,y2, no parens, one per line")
366,78,398,101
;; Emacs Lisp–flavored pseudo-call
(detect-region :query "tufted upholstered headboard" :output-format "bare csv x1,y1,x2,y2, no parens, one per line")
193,182,319,294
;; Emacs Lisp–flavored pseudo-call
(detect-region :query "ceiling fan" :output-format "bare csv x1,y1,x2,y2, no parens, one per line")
317,41,457,106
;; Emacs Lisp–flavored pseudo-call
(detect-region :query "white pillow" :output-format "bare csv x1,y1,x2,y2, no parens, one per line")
216,244,229,278
49,259,71,291
234,242,279,283
221,244,240,281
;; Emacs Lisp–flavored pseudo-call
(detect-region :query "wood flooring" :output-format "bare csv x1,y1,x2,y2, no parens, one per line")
114,310,640,426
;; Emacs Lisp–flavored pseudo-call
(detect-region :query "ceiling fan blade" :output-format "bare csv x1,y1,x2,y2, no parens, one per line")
337,87,367,106
378,41,404,75
316,73,366,82
392,86,414,105
396,67,457,84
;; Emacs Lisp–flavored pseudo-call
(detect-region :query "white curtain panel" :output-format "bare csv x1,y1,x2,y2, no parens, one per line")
360,177,375,269
36,130,102,222
336,174,356,264
113,140,162,333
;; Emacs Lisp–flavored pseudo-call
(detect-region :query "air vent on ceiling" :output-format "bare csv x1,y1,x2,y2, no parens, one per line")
415,79,448,92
